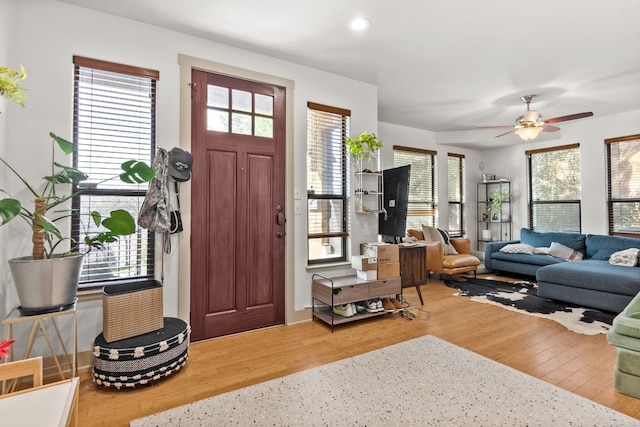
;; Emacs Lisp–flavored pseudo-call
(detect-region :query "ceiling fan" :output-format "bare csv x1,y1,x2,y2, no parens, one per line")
478,95,594,141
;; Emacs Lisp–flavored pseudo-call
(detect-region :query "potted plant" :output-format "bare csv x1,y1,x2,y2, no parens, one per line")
345,132,383,162
488,189,512,218
0,132,155,313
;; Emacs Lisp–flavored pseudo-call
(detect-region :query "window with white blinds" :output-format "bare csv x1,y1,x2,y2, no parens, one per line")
72,56,158,287
306,102,349,264
448,153,465,237
393,146,437,230
527,144,581,233
606,134,640,237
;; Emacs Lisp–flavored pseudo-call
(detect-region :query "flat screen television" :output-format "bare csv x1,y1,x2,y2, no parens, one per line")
378,165,411,242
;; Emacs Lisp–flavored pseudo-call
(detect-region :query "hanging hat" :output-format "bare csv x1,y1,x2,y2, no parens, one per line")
168,147,193,182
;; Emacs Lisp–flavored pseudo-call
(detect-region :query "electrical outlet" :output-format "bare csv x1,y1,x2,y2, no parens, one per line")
294,201,301,215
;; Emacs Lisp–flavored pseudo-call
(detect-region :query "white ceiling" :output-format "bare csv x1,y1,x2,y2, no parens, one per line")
61,0,640,149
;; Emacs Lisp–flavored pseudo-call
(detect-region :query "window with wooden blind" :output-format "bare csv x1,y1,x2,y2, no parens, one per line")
606,134,640,237
448,153,465,237
72,56,158,287
393,146,437,230
526,144,581,233
306,102,349,264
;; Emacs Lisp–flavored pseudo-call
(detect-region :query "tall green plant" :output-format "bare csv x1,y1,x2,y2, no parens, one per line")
0,132,155,259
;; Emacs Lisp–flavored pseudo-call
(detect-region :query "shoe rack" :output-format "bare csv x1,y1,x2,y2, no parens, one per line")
311,273,402,332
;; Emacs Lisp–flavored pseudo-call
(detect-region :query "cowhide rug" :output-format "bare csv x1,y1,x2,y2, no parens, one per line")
443,277,616,335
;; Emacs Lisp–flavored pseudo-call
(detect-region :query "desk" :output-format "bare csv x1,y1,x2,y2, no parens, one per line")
0,377,79,427
399,244,427,305
3,304,77,383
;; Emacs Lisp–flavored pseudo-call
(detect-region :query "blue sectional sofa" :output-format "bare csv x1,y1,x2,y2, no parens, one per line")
485,228,640,313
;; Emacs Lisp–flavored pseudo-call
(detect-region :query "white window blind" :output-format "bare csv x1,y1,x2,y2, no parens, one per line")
527,144,581,233
393,146,437,230
448,153,465,237
606,134,640,236
306,102,349,264
72,56,158,286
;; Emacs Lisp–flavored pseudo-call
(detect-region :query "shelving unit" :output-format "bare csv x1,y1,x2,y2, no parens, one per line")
311,273,401,332
477,179,512,251
354,157,383,214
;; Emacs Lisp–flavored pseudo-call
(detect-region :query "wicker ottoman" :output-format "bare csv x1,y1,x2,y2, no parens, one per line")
93,317,190,389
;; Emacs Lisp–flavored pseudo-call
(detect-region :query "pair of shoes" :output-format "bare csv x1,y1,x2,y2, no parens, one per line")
365,299,384,313
354,302,367,314
390,298,403,310
333,304,355,317
382,298,395,312
365,300,378,313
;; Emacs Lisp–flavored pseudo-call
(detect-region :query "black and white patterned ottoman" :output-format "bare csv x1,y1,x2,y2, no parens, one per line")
93,317,190,389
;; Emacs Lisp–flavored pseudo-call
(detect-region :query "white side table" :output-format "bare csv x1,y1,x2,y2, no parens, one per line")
2,303,77,387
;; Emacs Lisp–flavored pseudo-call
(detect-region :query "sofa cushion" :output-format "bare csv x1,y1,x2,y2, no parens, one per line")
491,251,563,267
585,234,640,258
520,228,586,252
537,260,640,296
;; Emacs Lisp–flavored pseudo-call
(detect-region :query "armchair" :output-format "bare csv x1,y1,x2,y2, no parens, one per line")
407,228,480,277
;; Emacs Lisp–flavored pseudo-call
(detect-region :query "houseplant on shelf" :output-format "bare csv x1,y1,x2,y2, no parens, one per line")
345,132,383,162
488,189,512,220
0,132,155,313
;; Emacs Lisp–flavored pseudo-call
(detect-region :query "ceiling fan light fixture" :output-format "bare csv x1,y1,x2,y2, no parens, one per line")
515,126,543,141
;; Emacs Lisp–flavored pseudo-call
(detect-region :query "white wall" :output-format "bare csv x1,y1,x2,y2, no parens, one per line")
1,0,377,353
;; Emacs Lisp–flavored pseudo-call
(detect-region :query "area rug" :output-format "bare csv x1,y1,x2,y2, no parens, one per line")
130,335,637,427
444,277,616,335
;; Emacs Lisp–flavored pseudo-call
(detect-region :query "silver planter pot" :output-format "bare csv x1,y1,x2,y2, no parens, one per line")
8,253,84,313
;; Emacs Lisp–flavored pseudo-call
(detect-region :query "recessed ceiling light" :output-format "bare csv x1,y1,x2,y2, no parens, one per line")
348,17,370,31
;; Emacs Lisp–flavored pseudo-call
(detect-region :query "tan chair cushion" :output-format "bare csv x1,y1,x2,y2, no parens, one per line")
407,229,424,241
442,254,481,269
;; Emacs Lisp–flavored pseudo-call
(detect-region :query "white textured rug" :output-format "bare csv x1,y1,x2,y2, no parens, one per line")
131,335,637,427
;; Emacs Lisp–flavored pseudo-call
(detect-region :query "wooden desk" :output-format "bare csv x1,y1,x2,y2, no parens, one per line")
0,377,79,426
399,244,427,305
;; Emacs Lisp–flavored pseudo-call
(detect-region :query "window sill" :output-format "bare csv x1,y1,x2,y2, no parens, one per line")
306,261,351,271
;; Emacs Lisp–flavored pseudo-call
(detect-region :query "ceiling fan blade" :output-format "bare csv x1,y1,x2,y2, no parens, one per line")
542,125,561,132
495,129,515,138
545,112,593,124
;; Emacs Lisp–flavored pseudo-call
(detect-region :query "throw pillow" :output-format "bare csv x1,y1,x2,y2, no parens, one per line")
421,225,458,255
533,247,550,254
609,248,640,267
500,243,534,255
548,241,584,261
437,228,459,255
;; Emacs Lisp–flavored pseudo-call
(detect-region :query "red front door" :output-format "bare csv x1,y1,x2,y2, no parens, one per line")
190,70,286,340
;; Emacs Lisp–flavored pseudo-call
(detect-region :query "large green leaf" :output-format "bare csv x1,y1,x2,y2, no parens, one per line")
46,162,89,184
119,160,155,184
38,214,63,240
102,209,136,235
0,198,20,225
49,132,76,155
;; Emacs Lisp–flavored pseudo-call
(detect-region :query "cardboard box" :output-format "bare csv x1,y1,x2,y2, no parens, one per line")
377,261,400,279
361,243,399,263
356,269,378,281
352,255,378,271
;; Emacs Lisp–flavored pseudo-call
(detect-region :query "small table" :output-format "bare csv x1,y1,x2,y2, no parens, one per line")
0,377,79,427
2,304,77,385
399,244,427,305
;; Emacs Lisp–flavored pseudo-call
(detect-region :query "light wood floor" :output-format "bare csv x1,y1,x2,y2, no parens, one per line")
75,276,640,426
